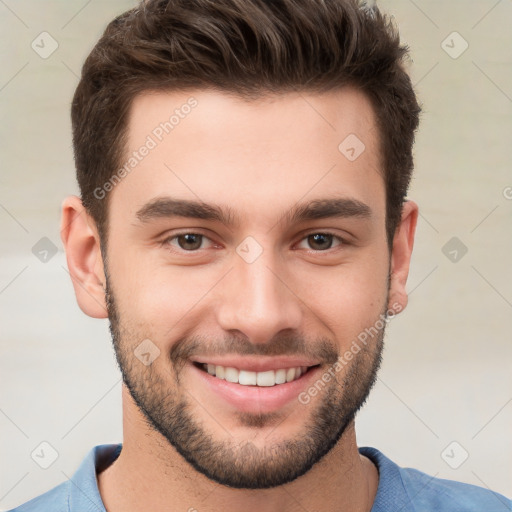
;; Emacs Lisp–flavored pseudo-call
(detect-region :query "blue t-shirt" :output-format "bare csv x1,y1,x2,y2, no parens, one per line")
7,443,512,511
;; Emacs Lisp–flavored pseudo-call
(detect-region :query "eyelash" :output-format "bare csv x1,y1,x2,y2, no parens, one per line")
159,231,346,254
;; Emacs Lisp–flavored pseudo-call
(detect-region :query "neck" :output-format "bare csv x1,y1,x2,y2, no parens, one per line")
97,386,378,512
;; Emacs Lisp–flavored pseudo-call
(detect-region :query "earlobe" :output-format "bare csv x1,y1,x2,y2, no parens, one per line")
60,195,108,319
387,200,418,315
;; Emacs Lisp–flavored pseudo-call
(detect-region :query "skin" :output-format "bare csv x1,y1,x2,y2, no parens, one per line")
60,87,417,512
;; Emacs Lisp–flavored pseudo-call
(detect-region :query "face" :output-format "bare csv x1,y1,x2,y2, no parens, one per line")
99,88,398,488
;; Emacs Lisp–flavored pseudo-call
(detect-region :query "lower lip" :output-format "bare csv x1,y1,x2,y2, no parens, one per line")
190,363,322,414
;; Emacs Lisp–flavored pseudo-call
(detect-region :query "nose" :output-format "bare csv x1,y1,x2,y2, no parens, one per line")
216,247,303,345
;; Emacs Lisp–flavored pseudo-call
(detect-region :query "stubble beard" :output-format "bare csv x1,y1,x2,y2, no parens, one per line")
105,272,386,489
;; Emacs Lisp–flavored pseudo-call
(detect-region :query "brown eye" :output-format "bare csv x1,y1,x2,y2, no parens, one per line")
307,233,333,250
176,233,203,251
296,232,344,252
162,232,213,252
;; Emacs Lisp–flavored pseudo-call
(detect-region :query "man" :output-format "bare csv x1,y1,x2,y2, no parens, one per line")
9,0,511,510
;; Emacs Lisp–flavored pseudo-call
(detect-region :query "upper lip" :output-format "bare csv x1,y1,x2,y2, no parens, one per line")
191,356,321,373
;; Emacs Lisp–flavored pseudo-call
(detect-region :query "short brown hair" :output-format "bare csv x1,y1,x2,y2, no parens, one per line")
71,0,421,250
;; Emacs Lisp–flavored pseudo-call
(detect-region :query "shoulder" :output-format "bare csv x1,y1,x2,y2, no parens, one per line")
5,481,70,512
360,446,512,512
399,465,512,511
5,443,122,512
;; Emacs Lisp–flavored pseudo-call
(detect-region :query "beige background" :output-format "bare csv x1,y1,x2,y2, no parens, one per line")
1,0,511,508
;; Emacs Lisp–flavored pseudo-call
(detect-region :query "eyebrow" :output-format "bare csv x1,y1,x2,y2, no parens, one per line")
135,196,371,228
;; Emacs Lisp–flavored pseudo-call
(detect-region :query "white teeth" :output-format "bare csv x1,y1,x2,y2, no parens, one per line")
224,367,239,383
256,370,276,387
216,365,225,380
238,370,257,385
275,369,287,384
286,367,296,382
201,363,310,386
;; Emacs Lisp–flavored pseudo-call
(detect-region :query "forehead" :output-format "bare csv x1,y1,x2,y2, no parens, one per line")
109,87,384,228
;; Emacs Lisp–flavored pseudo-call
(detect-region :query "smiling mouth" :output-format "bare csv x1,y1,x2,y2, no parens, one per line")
193,361,320,387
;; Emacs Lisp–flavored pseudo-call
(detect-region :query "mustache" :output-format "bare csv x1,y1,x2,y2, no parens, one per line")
169,331,339,367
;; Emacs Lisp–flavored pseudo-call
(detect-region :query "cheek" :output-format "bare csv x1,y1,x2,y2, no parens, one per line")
115,261,220,332
294,255,389,339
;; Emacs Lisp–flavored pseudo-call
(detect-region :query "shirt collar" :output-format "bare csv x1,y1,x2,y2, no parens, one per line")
359,446,415,512
68,443,122,512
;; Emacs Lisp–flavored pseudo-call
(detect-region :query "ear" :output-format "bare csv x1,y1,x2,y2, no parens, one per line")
387,200,418,315
60,195,108,319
